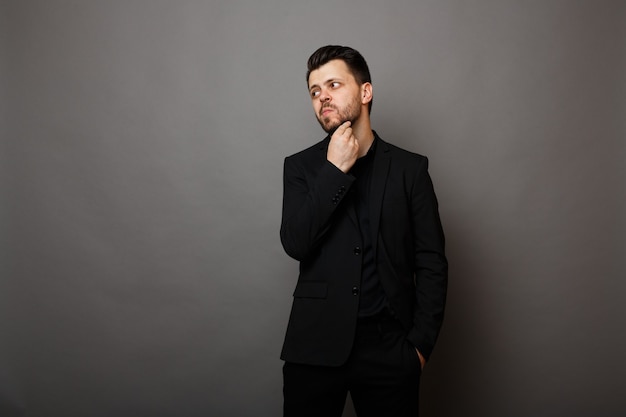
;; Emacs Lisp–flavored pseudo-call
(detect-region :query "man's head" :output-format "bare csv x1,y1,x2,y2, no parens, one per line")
306,45,373,134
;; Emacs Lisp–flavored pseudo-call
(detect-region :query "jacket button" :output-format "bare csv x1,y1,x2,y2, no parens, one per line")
353,247,361,255
352,286,359,296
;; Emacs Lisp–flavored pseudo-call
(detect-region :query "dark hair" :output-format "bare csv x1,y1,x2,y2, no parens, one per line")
306,45,373,113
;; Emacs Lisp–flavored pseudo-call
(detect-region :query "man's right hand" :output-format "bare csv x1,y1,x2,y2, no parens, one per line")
327,121,359,173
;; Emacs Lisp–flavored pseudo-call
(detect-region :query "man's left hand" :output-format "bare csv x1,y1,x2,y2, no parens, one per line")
416,349,425,370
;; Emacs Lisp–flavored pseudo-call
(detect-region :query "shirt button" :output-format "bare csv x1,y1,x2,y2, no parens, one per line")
353,247,361,255
352,286,359,296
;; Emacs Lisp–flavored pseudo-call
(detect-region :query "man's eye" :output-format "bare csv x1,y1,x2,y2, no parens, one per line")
331,82,340,88
311,91,320,98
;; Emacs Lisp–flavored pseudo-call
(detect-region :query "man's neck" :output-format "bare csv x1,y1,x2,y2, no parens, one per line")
352,119,375,158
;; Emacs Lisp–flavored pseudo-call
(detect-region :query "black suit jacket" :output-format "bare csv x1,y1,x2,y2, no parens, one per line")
280,132,447,366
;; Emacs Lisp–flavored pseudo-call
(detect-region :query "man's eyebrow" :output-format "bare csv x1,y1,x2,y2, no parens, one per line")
309,78,342,91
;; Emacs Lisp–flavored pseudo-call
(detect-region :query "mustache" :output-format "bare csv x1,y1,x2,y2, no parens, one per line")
319,104,337,116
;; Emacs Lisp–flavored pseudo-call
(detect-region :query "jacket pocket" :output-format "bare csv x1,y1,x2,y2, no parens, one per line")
293,281,328,299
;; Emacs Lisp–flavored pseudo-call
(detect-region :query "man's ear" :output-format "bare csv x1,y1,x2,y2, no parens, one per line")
361,82,373,105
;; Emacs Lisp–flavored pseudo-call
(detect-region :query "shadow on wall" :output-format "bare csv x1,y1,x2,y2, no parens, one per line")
419,213,489,415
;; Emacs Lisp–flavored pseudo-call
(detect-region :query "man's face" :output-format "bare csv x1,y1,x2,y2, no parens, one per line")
308,59,364,134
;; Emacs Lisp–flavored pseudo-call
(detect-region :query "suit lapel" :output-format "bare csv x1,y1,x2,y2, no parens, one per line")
369,136,391,257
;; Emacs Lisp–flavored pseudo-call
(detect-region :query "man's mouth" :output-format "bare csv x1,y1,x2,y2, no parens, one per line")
320,106,336,116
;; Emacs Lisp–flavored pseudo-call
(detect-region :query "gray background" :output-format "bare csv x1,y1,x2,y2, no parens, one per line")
2,1,625,416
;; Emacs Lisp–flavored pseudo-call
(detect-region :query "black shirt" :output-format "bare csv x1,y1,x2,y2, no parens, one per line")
349,138,387,317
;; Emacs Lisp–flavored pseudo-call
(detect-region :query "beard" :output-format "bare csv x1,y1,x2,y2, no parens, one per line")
316,95,362,135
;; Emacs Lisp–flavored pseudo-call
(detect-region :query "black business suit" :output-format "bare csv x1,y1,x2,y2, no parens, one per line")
280,131,448,368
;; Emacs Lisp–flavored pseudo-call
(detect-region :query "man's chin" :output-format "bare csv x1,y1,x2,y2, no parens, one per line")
324,123,342,135
321,117,348,135
317,118,340,135
317,111,355,134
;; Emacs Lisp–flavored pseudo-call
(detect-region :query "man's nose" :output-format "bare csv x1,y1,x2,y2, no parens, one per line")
319,90,331,102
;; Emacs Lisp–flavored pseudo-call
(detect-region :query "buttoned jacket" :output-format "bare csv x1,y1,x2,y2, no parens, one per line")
280,132,448,366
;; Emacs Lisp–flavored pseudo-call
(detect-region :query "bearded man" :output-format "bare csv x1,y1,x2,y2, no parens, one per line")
279,45,448,417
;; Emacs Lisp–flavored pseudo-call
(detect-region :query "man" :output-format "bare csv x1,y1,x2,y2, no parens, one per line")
280,45,448,417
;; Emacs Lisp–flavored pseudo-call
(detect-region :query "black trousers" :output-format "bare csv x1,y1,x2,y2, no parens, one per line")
283,313,422,417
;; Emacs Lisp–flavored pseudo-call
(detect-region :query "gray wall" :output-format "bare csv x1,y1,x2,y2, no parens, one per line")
2,1,624,416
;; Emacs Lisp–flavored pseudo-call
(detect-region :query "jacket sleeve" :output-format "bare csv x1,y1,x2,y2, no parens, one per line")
280,156,355,261
406,157,448,361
